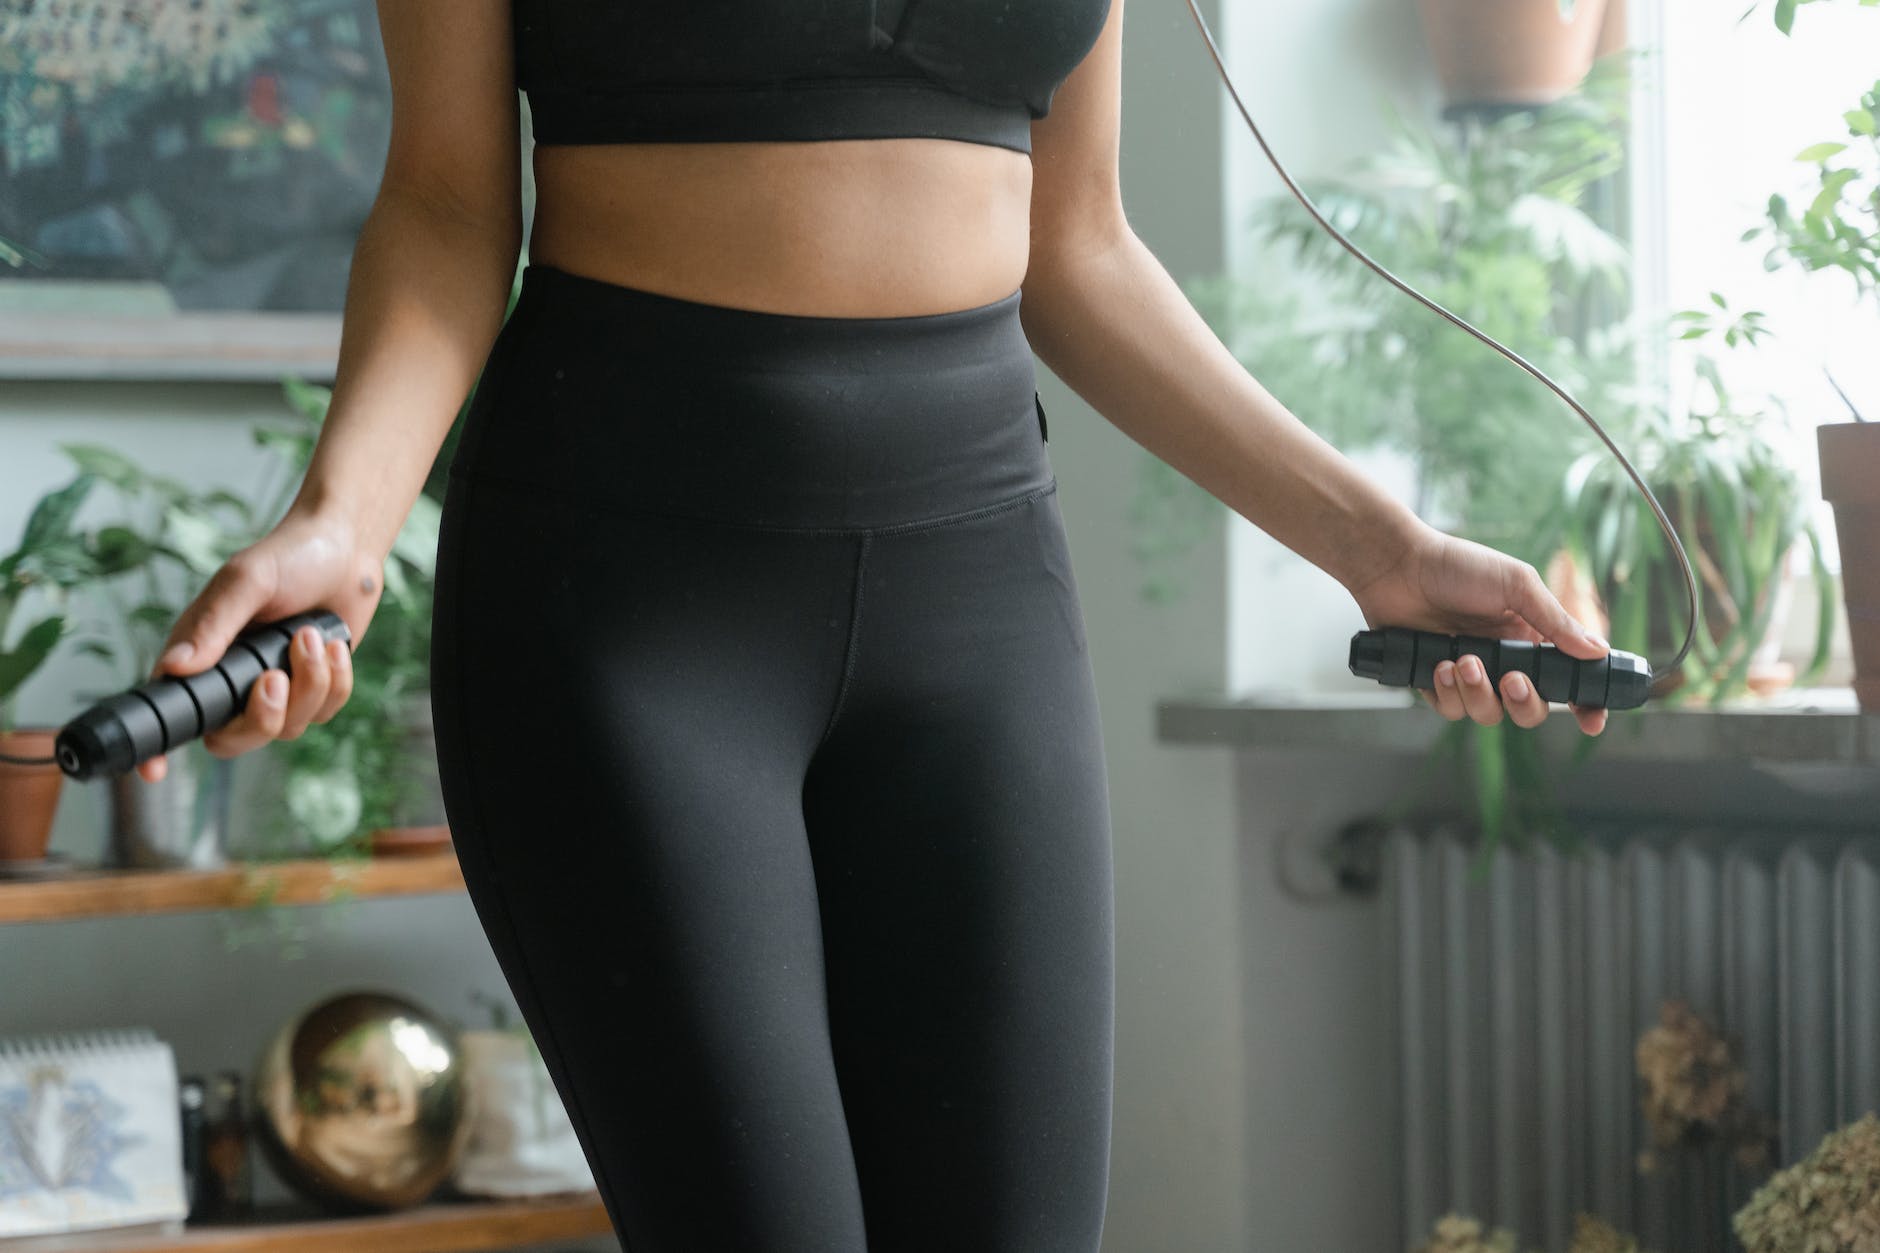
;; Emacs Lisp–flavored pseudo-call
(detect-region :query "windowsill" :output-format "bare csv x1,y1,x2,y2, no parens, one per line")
1154,686,1880,767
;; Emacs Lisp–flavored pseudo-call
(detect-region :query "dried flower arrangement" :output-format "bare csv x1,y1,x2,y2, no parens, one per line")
1634,999,1778,1174
1565,1213,1651,1253
1413,1212,1653,1253
1416,1214,1520,1253
1734,1112,1880,1253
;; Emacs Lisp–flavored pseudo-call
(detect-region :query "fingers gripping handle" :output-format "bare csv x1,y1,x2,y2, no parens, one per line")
1349,626,1654,712
53,610,351,780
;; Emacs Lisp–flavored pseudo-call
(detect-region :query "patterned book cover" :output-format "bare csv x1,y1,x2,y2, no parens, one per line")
0,1028,188,1238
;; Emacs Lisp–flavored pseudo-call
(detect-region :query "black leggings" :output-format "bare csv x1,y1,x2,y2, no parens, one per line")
429,263,1114,1253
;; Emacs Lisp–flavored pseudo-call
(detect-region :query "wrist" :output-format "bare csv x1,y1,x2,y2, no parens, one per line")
1340,501,1436,604
286,478,390,568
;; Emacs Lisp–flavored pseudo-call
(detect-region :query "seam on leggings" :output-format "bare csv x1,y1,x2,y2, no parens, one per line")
815,532,869,756
450,465,1057,536
447,474,636,1252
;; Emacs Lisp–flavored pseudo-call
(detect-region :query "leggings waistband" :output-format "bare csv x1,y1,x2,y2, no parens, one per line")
511,263,1027,372
450,264,1053,531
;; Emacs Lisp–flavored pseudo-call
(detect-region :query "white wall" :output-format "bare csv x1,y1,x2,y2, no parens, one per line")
1041,0,1433,1248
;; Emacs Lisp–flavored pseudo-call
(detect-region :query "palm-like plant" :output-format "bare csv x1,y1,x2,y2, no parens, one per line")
1222,54,1635,563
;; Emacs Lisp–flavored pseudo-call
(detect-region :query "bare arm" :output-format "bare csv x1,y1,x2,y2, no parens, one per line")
292,0,524,564
139,0,524,780
1022,0,1608,734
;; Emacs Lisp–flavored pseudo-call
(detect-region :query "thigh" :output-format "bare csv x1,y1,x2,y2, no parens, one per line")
802,487,1116,1253
431,471,871,1252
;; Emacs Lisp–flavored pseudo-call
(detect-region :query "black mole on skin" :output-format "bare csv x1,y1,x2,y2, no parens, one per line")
361,574,376,594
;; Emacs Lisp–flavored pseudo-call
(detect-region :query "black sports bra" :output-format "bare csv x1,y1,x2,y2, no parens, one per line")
512,0,1113,156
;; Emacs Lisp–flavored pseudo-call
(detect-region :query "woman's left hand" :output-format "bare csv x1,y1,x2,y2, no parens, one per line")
1348,524,1611,736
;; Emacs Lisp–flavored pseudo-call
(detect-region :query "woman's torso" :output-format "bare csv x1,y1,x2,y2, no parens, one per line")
509,0,1103,319
527,137,1032,321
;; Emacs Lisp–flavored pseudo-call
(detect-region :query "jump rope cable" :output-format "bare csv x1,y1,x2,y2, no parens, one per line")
0,12,1700,771
1179,0,1698,687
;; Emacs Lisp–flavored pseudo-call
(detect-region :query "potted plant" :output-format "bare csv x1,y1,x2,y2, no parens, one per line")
1733,1113,1880,1250
232,377,450,862
1541,295,1837,706
1819,414,1878,710
1180,54,1834,857
0,464,187,862
0,473,97,866
444,991,593,1200
46,442,263,868
249,256,522,859
1742,71,1880,708
1415,0,1613,115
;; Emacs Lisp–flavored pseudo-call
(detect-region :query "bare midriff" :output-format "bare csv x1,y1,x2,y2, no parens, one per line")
526,138,1033,319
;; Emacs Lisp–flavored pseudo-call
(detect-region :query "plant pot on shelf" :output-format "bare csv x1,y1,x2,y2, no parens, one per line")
1819,421,1880,711
450,1029,594,1199
106,736,234,870
0,727,64,865
390,688,446,829
367,689,452,857
1415,0,1610,113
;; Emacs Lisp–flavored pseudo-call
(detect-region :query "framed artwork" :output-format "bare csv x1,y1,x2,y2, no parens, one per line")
0,0,393,381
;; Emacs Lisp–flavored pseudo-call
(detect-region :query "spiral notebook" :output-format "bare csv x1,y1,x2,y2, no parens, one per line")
0,1028,188,1239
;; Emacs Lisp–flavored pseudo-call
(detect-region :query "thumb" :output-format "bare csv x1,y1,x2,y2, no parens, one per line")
1510,561,1609,662
151,552,282,679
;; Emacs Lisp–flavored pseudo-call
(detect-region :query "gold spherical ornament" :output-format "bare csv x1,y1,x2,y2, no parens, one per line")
253,990,473,1212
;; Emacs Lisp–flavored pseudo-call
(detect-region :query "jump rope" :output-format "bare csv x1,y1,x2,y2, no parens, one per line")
0,5,1696,781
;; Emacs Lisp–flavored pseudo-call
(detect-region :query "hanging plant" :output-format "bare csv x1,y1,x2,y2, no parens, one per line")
1414,0,1612,114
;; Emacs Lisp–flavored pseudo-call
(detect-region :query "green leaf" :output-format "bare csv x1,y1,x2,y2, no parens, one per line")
1809,166,1859,219
1568,729,1602,771
280,376,334,424
18,474,96,555
59,442,142,491
129,600,178,632
381,553,412,607
1472,720,1507,850
1775,0,1798,34
1801,526,1837,684
1846,109,1877,136
1697,473,1750,604
162,506,233,576
201,489,256,524
0,615,66,702
22,539,98,587
142,474,192,507
1795,141,1848,163
390,494,442,580
89,525,154,576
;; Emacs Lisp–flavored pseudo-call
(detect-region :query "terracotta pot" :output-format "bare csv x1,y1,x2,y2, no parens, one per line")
1416,0,1610,110
0,726,65,862
1819,421,1880,711
1596,0,1628,59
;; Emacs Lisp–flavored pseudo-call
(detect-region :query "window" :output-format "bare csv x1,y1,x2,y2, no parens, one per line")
1221,0,1875,694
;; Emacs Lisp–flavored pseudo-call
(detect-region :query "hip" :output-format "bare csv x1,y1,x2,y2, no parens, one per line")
448,263,1054,532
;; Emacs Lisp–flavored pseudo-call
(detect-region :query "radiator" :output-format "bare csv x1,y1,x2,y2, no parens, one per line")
1382,821,1880,1253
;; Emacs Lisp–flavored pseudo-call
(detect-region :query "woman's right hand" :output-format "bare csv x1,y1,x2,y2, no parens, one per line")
136,507,384,783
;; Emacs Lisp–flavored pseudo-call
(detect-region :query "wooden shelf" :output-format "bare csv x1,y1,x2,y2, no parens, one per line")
0,850,466,925
0,1192,613,1252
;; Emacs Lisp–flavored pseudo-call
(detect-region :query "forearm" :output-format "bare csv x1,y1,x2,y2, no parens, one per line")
1019,230,1428,596
290,184,522,563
